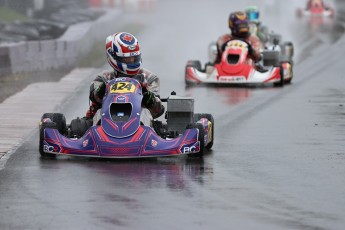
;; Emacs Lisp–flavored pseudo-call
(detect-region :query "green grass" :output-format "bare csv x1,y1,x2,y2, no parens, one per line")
0,7,29,22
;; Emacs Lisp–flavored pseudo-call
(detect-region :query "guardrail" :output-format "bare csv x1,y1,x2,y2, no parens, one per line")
0,9,121,77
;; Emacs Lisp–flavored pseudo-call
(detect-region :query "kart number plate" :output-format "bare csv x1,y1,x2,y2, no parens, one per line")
110,82,135,94
219,76,246,82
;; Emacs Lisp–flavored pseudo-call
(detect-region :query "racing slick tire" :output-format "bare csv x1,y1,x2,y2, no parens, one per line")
41,113,67,135
285,62,293,84
273,64,285,87
185,60,202,86
186,60,202,71
194,113,214,149
69,117,92,138
186,122,205,158
39,121,57,158
282,42,294,62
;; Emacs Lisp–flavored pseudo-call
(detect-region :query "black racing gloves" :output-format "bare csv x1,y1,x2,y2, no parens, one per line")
247,43,254,56
95,82,106,99
142,91,155,108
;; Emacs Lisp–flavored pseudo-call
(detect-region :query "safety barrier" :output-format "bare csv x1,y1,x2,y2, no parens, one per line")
88,0,156,12
0,9,121,77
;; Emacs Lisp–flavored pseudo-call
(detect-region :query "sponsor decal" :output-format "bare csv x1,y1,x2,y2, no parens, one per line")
116,78,126,82
129,51,140,56
116,96,126,103
120,33,135,45
43,144,60,153
219,76,246,82
179,142,200,154
83,139,89,148
128,45,136,51
151,139,158,147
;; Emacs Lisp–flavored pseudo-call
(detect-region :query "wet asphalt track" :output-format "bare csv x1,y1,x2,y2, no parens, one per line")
1,0,345,229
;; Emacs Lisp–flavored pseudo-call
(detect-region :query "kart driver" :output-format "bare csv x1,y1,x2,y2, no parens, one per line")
215,11,262,66
86,32,165,126
306,0,325,10
245,5,269,47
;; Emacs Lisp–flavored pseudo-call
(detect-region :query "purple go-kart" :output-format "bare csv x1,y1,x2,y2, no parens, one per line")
39,77,214,158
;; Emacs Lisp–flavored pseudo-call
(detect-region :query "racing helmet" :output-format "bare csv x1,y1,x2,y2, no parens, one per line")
246,6,260,23
105,32,142,76
228,11,250,38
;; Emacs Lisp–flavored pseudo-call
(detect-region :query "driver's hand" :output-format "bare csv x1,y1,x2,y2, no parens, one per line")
95,82,106,98
247,43,254,56
142,91,155,108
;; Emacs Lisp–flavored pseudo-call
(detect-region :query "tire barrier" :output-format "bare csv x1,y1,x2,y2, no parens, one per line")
0,9,121,77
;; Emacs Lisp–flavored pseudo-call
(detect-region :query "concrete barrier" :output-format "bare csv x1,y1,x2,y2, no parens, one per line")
0,46,11,76
0,9,121,77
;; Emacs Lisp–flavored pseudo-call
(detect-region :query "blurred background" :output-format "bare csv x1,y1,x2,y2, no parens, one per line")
1,1,345,230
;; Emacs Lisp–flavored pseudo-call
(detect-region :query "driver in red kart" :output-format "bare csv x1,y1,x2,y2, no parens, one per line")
215,11,261,65
86,32,165,126
306,0,324,10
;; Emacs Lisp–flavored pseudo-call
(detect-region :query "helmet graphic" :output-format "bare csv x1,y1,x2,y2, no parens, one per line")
105,32,142,75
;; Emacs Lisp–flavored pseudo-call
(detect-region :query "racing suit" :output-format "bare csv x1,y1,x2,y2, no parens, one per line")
306,0,324,10
86,68,165,126
215,33,261,63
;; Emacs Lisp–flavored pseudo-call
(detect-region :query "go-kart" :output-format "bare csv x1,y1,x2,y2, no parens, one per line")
297,1,334,17
39,77,214,158
247,22,294,62
265,33,294,63
185,40,293,87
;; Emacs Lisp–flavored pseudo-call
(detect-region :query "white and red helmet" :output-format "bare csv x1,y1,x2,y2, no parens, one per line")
105,32,142,75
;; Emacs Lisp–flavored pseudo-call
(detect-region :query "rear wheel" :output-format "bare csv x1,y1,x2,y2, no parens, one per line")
194,113,214,149
285,63,293,84
186,123,204,157
69,117,93,138
282,42,294,61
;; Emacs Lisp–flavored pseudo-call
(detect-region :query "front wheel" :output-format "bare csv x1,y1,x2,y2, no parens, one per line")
186,123,205,157
41,113,67,135
194,113,214,149
185,60,202,86
273,64,284,87
39,122,57,158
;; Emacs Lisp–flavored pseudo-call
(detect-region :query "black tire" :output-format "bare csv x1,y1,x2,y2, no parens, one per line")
186,123,204,157
186,60,202,71
69,117,92,138
273,64,285,87
194,113,214,149
41,113,67,135
285,62,293,84
39,121,57,158
282,42,294,61
185,60,202,86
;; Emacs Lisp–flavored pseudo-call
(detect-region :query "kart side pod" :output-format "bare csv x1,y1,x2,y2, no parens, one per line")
166,94,194,134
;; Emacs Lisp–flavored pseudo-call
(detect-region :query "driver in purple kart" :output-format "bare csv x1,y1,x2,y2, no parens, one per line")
215,11,262,65
86,32,165,126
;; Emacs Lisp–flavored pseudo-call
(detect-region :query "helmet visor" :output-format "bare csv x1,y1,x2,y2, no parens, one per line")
247,11,259,21
109,50,142,64
235,20,249,33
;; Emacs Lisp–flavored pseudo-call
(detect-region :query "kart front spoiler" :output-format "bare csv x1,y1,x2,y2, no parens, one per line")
186,66,282,85
41,126,201,158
